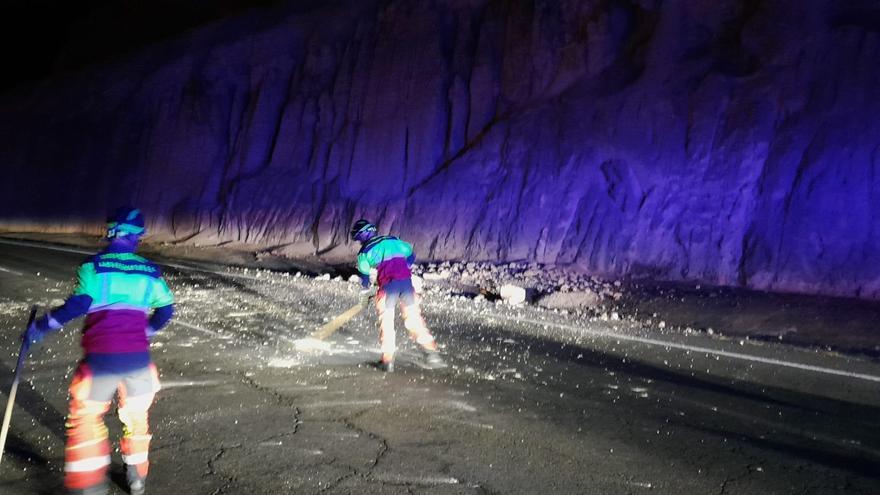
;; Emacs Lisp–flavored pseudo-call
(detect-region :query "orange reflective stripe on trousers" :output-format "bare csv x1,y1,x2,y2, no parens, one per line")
65,364,112,491
64,362,160,491
117,364,159,478
375,287,437,362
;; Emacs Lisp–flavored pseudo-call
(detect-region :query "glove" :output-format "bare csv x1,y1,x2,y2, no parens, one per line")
21,314,61,352
360,288,375,305
21,320,47,347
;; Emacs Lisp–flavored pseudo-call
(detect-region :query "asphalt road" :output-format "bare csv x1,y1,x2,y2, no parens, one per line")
0,239,878,494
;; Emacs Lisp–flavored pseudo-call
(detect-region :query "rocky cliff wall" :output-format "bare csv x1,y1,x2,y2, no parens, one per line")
1,0,879,298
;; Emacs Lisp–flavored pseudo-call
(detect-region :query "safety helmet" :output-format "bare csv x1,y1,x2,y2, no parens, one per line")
107,207,145,239
350,219,377,242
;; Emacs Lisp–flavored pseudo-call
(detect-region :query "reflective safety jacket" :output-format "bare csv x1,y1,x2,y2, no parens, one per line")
357,236,415,288
44,246,174,371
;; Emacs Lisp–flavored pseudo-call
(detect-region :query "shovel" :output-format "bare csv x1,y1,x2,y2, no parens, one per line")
294,294,373,350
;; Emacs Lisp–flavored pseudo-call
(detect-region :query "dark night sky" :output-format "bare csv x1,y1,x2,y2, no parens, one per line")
4,0,880,94
0,0,286,93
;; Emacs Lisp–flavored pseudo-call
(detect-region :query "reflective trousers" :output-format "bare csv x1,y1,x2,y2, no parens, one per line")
375,279,437,362
64,362,160,492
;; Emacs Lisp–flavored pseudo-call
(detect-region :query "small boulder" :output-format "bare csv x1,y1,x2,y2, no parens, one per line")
499,284,527,305
536,290,600,310
423,270,450,280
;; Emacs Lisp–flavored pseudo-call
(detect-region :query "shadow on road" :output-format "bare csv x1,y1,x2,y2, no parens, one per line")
447,321,880,478
689,423,880,480
0,363,66,441
0,358,137,493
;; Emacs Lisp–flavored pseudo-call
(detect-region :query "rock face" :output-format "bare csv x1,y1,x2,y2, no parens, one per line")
1,0,879,298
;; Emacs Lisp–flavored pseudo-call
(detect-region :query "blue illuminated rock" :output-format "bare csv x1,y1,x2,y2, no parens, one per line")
0,0,878,298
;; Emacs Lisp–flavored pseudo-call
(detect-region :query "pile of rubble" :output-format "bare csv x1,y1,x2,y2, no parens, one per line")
409,261,625,312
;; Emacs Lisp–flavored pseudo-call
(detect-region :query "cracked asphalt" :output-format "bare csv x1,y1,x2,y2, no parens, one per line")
0,239,879,494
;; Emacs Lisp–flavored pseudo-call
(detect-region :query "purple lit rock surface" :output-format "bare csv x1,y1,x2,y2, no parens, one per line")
1,0,879,298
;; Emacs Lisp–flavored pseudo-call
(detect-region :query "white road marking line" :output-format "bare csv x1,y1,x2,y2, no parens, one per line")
626,481,654,489
0,238,261,281
437,416,495,430
162,380,222,388
303,399,382,408
370,474,459,485
273,385,329,392
291,448,324,455
0,238,93,255
172,320,223,337
442,400,477,412
0,265,23,276
267,358,304,368
308,431,361,438
258,440,284,447
443,306,880,384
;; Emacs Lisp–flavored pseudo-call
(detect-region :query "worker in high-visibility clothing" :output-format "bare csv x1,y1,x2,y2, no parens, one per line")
22,207,174,495
350,219,446,372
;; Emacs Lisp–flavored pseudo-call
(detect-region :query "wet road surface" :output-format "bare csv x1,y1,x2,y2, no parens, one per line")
0,239,878,494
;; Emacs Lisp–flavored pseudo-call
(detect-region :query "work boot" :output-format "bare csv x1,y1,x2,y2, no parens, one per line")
377,359,395,373
422,349,447,369
68,485,108,495
127,467,146,495
129,478,145,495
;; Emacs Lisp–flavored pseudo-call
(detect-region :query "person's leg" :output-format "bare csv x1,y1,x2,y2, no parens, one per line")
64,363,115,495
400,286,436,351
117,364,161,494
375,288,399,368
400,284,446,368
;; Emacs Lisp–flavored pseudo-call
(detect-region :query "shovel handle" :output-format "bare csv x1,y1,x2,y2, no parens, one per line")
0,305,39,466
16,306,38,368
